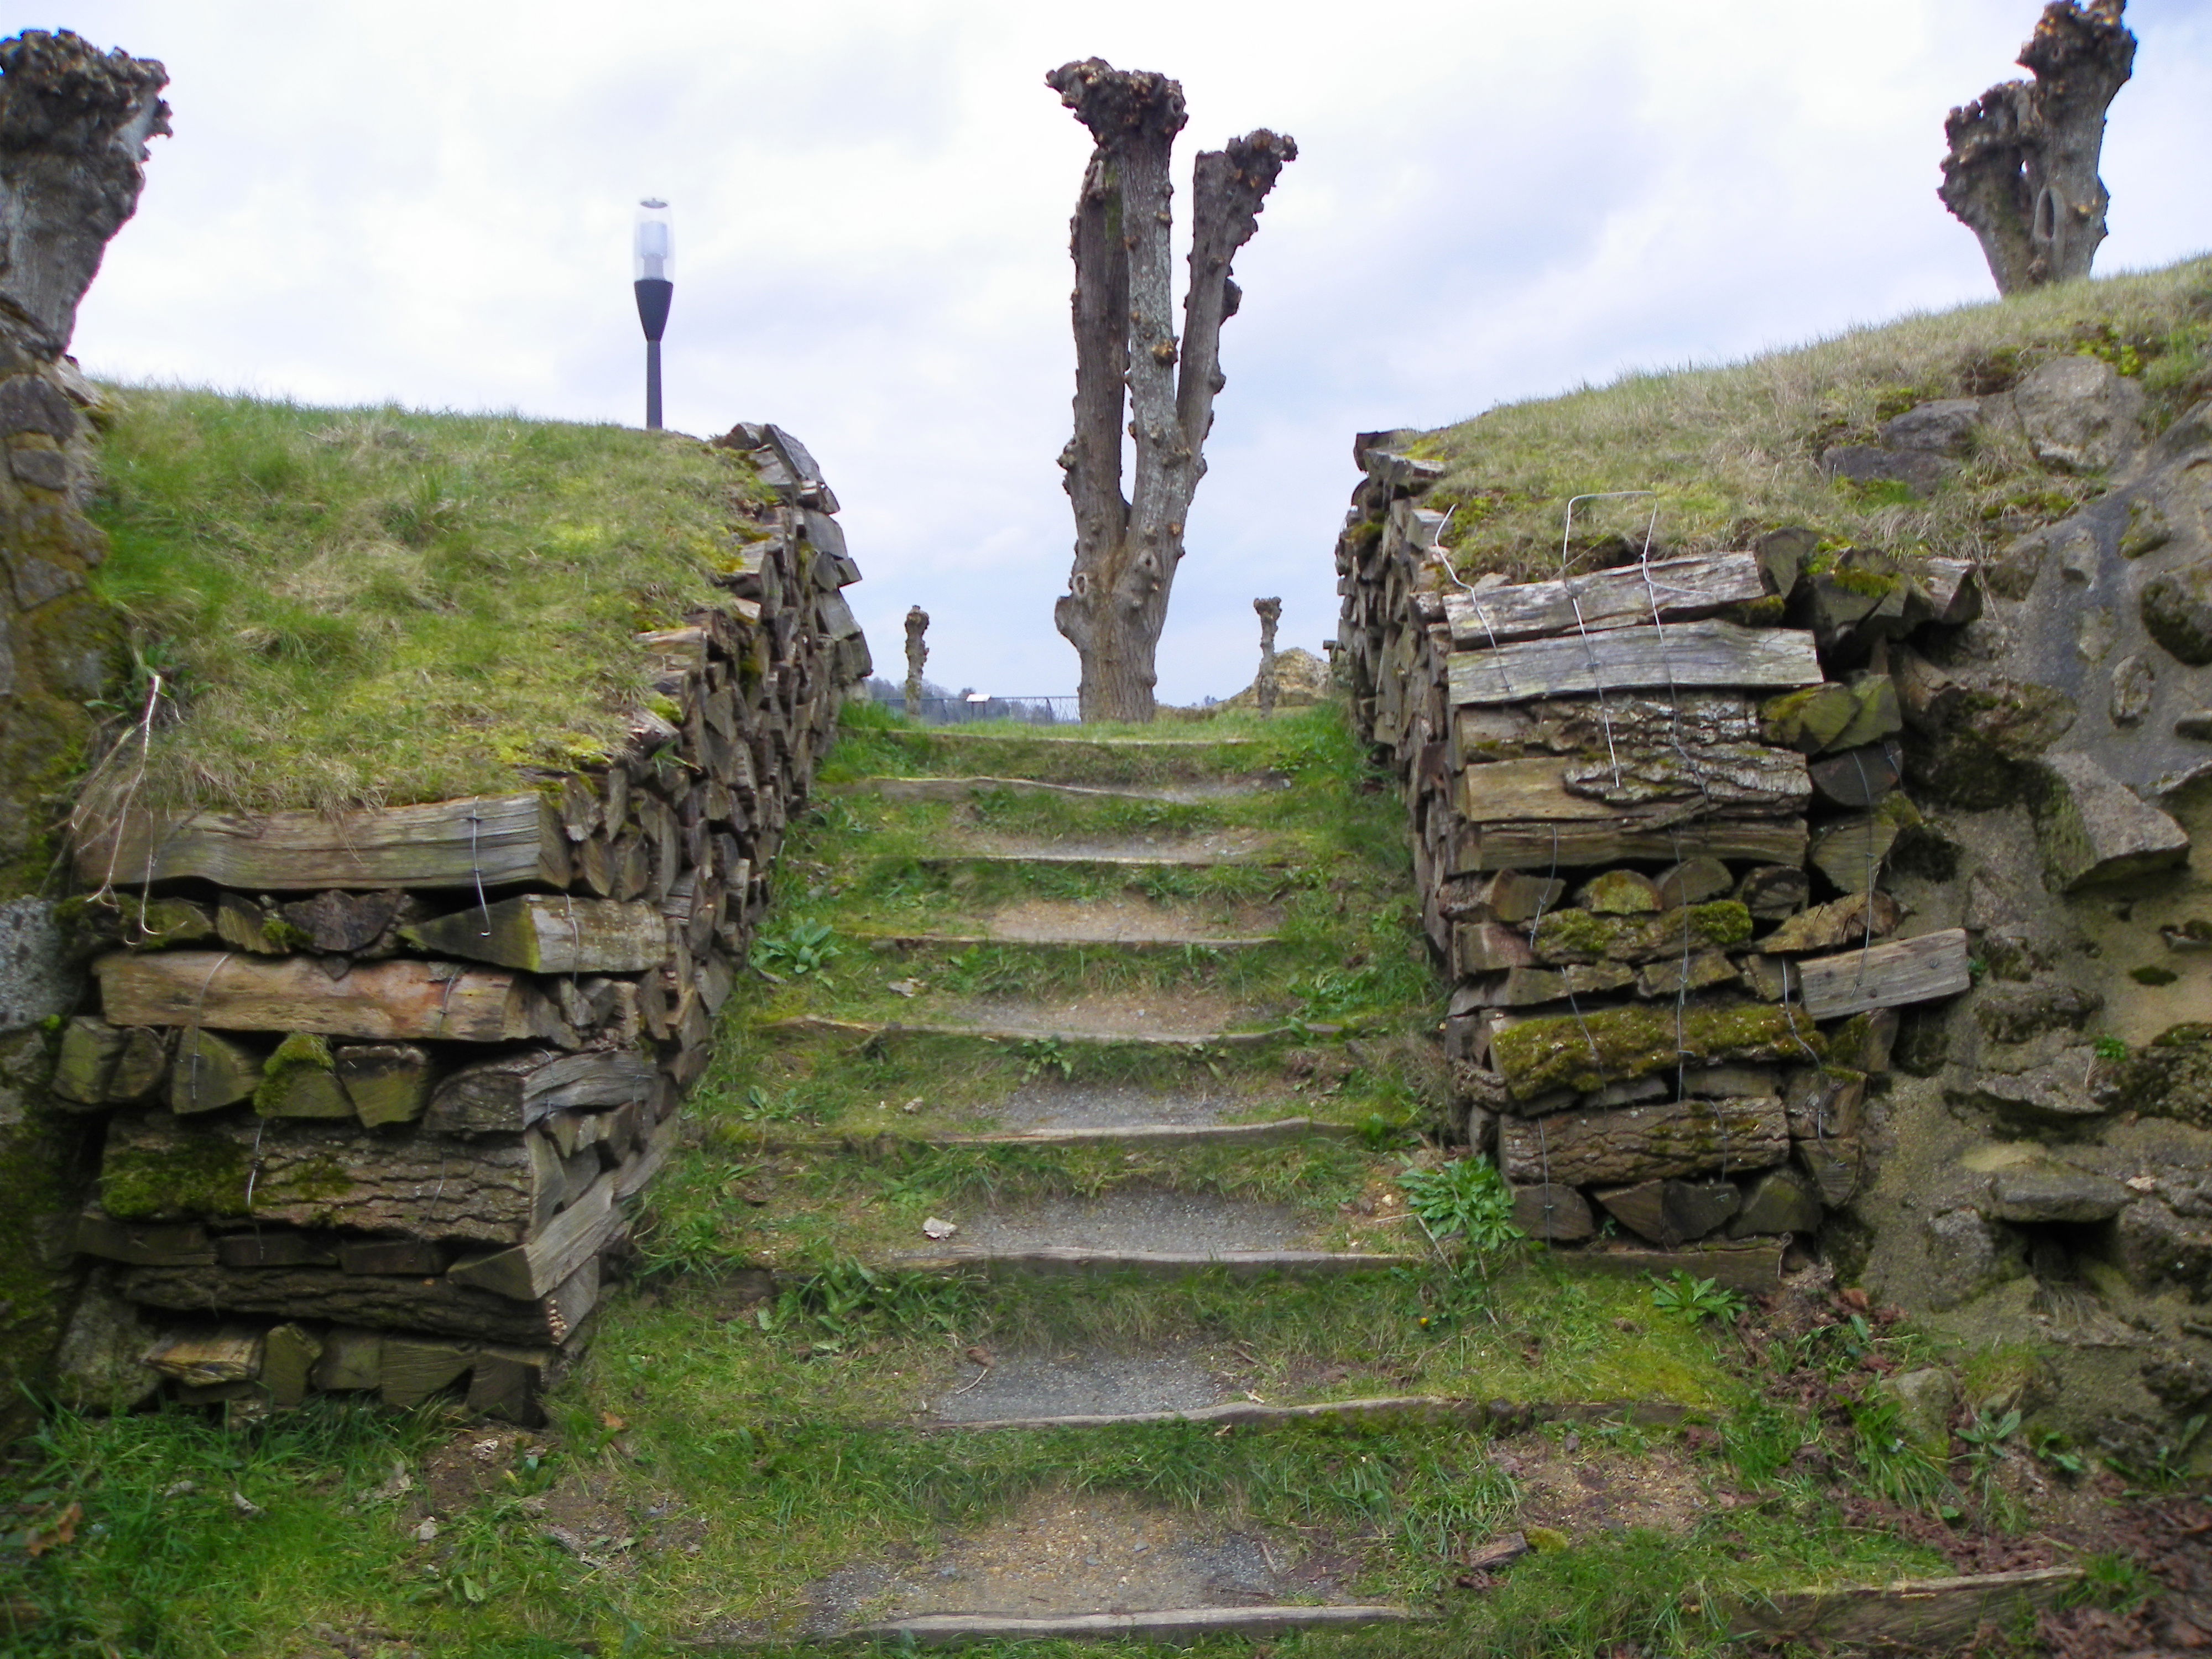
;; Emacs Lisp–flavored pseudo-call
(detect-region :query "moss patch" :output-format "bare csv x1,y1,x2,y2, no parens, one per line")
1493,1000,1825,1098
99,1129,253,1219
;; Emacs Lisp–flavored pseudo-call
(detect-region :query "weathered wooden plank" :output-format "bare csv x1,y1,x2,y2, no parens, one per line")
1553,1240,1785,1294
74,793,571,892
101,1114,550,1246
1448,621,1822,707
401,896,667,974
96,952,572,1046
311,1327,383,1391
144,1325,265,1386
448,1178,618,1301
261,1323,323,1408
1499,1097,1788,1186
1445,552,1765,648
424,1049,656,1136
1455,693,1762,765
75,1210,215,1266
1794,928,1972,1020
1723,1566,2080,1647
170,1030,264,1114
122,1256,599,1347
1447,817,1808,875
380,1338,477,1410
333,1044,433,1126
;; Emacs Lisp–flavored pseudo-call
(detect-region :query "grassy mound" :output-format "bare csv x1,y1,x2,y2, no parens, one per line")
85,389,769,814
1408,256,2212,583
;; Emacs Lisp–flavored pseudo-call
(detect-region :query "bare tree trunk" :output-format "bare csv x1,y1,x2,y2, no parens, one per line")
1939,1,2134,295
1047,59,1294,723
902,605,928,720
1254,596,1281,717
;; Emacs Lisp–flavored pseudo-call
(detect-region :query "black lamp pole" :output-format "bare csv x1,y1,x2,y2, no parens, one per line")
633,199,673,430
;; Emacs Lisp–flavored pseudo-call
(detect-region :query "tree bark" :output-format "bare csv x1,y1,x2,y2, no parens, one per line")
1047,59,1294,722
1938,1,2135,294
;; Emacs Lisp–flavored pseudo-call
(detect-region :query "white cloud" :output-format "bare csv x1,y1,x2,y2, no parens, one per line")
53,0,2212,703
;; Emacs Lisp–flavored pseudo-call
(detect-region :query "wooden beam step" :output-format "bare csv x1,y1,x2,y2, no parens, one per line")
854,930,1281,951
847,1606,1422,1646
882,1247,1424,1279
904,851,1272,870
830,775,1278,805
924,1395,1694,1433
760,1118,1363,1152
759,1015,1335,1048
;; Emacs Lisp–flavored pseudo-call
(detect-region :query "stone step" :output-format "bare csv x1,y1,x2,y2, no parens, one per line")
927,1382,1693,1436
886,1246,1425,1280
831,773,1290,806
854,927,1281,951
849,1606,1423,1646
865,729,1271,786
762,1117,1362,1154
901,844,1274,870
760,1014,1334,1048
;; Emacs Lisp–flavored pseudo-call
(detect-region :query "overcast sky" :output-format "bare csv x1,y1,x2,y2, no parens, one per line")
46,0,2212,705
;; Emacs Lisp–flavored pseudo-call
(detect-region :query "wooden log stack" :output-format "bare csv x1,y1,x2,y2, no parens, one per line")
1334,435,1980,1267
52,422,870,1423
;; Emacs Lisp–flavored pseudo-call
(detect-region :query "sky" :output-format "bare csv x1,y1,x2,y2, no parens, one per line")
39,0,2212,705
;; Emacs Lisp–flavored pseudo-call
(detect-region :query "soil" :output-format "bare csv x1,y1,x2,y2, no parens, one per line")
1496,1434,1712,1540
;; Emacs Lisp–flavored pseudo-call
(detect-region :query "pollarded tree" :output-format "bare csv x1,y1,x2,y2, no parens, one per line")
1046,59,1295,723
1939,0,2135,295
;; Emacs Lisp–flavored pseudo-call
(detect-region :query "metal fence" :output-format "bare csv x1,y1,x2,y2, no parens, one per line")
870,692,1081,726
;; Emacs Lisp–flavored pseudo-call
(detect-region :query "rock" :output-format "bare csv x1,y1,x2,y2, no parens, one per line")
2032,752,2190,891
1577,869,1662,916
1982,1165,2133,1224
1594,1178,1741,1248
2114,1199,2212,1298
1996,355,2145,474
1875,1366,1957,1457
7,445,69,491
2111,1026,2212,1130
2142,1353,2212,1412
0,897,80,1033
2141,559,2212,667
1819,445,1954,497
1922,1207,2028,1311
1728,1167,1823,1238
1958,1053,2111,1124
0,372,79,440
2108,652,2155,727
1973,983,2100,1045
1880,398,1984,456
1510,1182,1595,1245
49,1270,161,1414
1655,857,1731,909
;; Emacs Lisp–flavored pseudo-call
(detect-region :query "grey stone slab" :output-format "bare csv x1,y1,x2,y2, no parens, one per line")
1982,1165,2133,1224
0,898,80,1034
933,1348,1225,1423
962,1191,1303,1256
1880,398,1984,456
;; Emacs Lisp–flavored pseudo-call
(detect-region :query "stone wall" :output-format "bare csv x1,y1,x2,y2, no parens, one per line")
44,422,869,1423
1337,363,2212,1451
0,28,168,1439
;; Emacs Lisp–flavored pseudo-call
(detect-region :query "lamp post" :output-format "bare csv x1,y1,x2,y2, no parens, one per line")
633,198,673,430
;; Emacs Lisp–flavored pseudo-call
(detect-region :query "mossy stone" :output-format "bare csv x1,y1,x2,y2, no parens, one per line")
2141,561,2212,666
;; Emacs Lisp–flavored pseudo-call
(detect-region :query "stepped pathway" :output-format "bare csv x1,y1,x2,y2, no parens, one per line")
626,708,1785,1652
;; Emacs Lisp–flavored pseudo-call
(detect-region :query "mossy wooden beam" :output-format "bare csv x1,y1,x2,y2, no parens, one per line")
1531,900,1752,965
72,792,571,892
1444,551,1765,648
1498,1095,1788,1185
121,1255,598,1347
99,1113,551,1245
96,951,573,1046
402,895,666,974
1446,817,1807,875
1447,620,1822,706
424,1049,656,1135
1489,1000,1824,1099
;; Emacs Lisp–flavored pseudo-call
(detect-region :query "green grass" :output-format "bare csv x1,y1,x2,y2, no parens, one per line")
82,388,770,814
1412,255,2212,585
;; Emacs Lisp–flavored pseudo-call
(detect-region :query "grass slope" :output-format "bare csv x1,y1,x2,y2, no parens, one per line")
1411,256,2212,583
85,389,768,813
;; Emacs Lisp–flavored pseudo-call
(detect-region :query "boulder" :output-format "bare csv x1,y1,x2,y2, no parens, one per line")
1880,398,1984,456
1995,355,2145,474
2141,559,2212,667
2114,1199,2212,1298
1957,1053,2112,1125
1875,1366,1957,1456
49,1270,161,1414
1922,1207,2027,1311
1981,1165,2133,1224
1819,445,1954,497
1973,982,2100,1045
2032,752,2189,891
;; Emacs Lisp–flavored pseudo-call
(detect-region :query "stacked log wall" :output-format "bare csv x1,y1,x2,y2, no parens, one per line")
49,421,870,1422
1333,435,1984,1282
